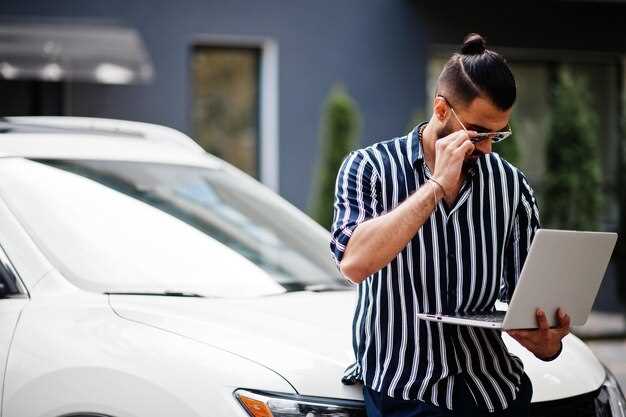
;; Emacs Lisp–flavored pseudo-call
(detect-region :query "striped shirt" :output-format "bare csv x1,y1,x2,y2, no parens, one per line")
329,121,541,412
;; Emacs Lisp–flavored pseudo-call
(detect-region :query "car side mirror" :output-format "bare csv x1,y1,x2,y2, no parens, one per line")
0,282,7,298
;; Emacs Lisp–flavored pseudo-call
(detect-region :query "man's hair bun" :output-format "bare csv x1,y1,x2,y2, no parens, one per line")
438,32,515,110
461,33,487,55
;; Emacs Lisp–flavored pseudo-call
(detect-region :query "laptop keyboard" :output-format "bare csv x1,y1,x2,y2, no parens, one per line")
458,311,507,322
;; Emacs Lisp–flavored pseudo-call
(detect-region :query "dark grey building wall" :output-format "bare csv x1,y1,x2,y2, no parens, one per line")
0,0,427,211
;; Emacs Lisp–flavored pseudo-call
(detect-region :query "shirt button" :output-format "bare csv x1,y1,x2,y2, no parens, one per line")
448,253,455,261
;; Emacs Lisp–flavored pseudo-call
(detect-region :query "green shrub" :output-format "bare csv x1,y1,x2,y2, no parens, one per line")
309,84,361,229
542,67,601,230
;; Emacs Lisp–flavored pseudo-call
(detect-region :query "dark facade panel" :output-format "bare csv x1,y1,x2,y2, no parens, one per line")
417,1,626,54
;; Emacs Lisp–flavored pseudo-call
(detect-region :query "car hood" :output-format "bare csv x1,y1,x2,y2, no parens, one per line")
109,291,605,402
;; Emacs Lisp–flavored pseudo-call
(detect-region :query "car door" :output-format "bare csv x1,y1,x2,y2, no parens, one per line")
0,244,28,415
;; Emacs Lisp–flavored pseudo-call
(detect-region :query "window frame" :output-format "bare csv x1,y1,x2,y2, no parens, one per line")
188,35,279,192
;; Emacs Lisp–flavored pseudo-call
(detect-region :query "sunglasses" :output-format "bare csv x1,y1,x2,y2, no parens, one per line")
437,95,513,143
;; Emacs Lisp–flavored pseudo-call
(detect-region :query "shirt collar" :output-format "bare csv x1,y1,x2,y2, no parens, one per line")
409,120,428,168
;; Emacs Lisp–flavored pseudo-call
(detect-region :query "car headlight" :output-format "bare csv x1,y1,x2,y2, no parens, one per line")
234,389,366,417
599,366,626,417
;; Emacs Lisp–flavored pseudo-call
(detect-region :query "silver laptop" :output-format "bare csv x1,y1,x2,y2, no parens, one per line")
416,229,618,330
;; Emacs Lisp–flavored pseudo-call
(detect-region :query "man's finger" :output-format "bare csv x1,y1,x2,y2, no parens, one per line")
536,308,549,331
453,140,475,158
558,308,570,326
450,130,477,148
557,308,571,335
438,130,466,146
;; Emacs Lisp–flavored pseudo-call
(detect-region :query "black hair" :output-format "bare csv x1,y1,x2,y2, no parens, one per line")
436,33,516,111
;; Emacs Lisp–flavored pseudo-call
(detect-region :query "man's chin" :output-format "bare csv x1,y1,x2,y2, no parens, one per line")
467,151,487,161
463,155,482,170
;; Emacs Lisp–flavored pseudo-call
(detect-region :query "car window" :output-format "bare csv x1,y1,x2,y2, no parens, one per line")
0,158,348,298
0,245,24,298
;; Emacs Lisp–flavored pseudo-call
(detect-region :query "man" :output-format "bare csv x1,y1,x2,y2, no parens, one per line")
329,33,571,417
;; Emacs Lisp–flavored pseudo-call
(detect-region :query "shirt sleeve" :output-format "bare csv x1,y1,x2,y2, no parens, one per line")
500,171,541,303
329,149,381,271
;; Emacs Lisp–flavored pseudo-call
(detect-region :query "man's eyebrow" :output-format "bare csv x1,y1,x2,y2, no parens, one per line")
467,123,508,133
466,124,490,133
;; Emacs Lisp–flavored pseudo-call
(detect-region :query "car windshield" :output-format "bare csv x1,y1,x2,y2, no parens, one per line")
0,158,351,297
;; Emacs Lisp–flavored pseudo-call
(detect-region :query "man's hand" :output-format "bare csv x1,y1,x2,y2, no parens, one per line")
432,130,477,196
506,308,570,360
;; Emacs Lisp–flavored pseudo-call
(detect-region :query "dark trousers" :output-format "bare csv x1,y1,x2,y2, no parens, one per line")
363,372,533,417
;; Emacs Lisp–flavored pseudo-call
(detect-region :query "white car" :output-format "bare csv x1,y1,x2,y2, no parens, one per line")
0,116,623,417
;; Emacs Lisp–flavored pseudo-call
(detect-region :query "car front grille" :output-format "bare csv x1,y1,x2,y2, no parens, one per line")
530,387,612,417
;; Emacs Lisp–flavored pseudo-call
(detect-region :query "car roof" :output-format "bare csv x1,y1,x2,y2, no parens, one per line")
0,116,223,169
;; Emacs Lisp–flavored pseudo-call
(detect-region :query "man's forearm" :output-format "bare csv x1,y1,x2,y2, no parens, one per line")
340,181,442,284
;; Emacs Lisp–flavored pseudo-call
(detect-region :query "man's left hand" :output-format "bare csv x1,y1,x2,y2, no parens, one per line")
505,308,570,360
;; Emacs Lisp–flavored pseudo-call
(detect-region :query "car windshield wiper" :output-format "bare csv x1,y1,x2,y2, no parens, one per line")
302,283,353,292
105,291,217,298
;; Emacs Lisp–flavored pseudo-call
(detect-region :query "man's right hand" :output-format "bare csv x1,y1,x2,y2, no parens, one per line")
432,130,477,196
338,129,478,284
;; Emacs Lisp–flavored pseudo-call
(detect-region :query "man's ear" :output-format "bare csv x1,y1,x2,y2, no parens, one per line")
433,96,448,123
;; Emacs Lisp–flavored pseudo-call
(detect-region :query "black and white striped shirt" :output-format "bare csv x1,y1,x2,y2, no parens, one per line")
330,121,541,412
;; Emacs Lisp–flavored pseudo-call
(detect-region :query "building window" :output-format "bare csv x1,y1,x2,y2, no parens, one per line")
191,45,261,178
510,61,621,229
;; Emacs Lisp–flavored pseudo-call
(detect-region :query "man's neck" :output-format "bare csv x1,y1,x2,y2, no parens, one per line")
421,121,437,175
